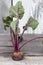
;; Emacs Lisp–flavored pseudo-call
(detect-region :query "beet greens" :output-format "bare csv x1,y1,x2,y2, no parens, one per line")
2,1,39,52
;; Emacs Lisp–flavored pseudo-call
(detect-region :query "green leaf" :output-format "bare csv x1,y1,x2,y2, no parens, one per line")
2,16,12,25
9,1,24,19
2,16,12,30
27,16,39,30
10,20,17,32
10,21,20,33
2,17,7,23
16,1,24,19
9,6,17,18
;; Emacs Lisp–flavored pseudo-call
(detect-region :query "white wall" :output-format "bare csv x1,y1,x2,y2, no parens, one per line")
0,0,11,34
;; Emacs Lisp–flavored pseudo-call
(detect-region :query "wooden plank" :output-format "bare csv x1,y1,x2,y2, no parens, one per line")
0,34,43,55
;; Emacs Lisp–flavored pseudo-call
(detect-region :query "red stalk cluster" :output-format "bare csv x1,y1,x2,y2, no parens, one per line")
10,29,43,51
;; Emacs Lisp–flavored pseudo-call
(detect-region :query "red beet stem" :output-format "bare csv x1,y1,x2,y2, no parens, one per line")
10,29,19,52
14,15,19,52
14,35,19,52
10,28,15,51
19,37,43,49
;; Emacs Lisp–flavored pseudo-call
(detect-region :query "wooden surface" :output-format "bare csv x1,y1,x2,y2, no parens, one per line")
0,34,43,56
0,56,43,65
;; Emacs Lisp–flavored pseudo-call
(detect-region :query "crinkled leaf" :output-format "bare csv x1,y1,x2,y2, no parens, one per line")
2,16,12,30
15,1,24,19
10,21,20,33
2,16,12,25
9,1,24,19
10,20,16,32
9,6,17,18
27,16,39,30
